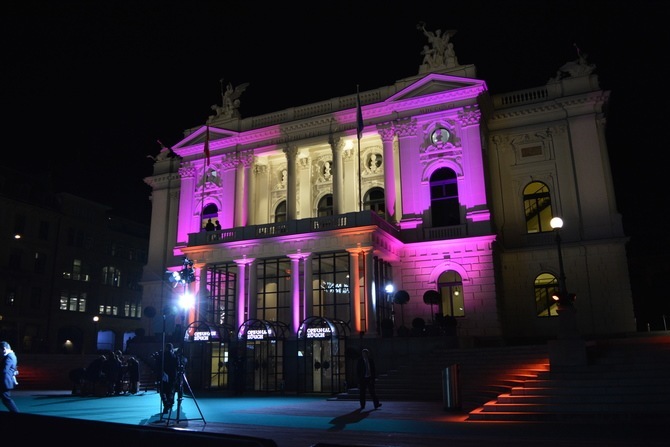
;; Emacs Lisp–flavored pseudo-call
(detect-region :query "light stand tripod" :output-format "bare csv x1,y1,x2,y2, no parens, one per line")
165,362,206,426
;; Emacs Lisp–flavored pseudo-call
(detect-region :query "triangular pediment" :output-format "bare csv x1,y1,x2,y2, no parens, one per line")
386,73,486,103
172,126,238,150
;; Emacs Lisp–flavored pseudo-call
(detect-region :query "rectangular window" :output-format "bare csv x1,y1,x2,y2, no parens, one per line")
60,290,87,312
311,252,351,321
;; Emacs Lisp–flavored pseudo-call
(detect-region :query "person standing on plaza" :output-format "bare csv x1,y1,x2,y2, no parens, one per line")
159,343,180,414
356,348,381,410
1,341,19,412
126,355,140,394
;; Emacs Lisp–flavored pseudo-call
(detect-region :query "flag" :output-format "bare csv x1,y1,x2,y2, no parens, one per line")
356,87,364,140
204,125,211,165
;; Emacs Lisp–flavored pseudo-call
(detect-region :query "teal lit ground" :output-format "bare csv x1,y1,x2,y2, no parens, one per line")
3,389,668,447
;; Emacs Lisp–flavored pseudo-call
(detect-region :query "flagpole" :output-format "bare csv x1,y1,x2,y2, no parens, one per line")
356,85,363,212
357,135,362,212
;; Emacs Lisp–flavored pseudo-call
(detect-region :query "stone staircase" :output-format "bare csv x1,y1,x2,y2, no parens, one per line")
330,343,551,412
468,334,670,421
331,333,670,422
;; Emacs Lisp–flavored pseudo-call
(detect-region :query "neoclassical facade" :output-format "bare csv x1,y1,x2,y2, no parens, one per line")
140,32,635,393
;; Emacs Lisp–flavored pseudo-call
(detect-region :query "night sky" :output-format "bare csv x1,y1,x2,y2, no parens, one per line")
4,1,668,323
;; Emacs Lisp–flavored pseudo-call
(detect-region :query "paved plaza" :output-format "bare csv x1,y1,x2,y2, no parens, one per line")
3,389,668,447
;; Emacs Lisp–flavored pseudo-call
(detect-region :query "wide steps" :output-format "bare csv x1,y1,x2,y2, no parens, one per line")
467,334,670,421
468,406,666,422
497,391,670,404
331,344,550,411
474,400,669,415
510,384,670,396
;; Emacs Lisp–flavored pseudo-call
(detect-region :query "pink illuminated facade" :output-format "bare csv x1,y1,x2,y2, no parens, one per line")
141,37,635,393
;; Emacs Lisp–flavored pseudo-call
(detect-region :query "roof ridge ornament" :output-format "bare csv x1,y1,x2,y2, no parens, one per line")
208,79,250,122
417,21,458,74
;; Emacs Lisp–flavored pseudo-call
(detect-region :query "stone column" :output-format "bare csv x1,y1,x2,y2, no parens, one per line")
347,248,362,334
379,125,397,221
235,151,253,227
395,119,421,218
287,253,304,334
283,145,299,220
330,136,345,215
177,166,197,243
234,256,254,327
363,247,377,335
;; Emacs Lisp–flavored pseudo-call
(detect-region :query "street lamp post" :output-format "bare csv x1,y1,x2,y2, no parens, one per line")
550,217,569,308
385,284,395,324
548,217,586,367
92,316,100,353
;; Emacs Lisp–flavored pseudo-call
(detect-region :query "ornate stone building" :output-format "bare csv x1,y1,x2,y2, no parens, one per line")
140,28,634,393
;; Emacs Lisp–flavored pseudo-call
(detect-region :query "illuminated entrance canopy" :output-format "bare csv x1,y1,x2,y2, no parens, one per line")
306,327,332,339
183,320,225,343
298,316,350,340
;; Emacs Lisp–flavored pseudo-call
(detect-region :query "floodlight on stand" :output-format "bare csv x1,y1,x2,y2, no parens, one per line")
178,291,196,312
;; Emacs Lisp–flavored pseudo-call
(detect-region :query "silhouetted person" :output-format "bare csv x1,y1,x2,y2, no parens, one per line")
126,356,140,394
159,343,180,414
444,314,458,336
356,348,381,410
1,341,19,412
102,350,122,396
84,354,106,395
68,367,86,395
205,219,215,231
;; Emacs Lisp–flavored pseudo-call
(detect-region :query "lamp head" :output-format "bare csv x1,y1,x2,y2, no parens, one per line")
550,217,564,230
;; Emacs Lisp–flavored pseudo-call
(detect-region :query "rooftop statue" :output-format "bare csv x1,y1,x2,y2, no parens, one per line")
417,22,458,73
209,79,250,121
548,44,596,82
147,140,179,162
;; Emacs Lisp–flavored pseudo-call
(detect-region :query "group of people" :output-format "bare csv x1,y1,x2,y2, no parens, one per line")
204,218,222,232
70,350,140,397
2,340,382,415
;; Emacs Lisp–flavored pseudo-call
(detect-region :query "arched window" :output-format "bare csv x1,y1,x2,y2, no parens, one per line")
534,272,560,317
524,182,552,233
317,194,333,217
437,270,464,317
202,203,219,229
274,200,287,223
363,187,385,217
430,168,459,227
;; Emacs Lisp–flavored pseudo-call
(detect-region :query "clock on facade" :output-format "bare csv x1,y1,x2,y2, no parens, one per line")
431,128,450,145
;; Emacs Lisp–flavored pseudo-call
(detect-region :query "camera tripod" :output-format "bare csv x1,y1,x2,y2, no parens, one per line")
164,365,206,426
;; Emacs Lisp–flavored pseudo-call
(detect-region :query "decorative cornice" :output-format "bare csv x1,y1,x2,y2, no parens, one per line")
179,166,197,178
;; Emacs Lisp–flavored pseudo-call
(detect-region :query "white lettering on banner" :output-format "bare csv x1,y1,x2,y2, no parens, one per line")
247,329,268,340
306,327,332,339
193,331,210,341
